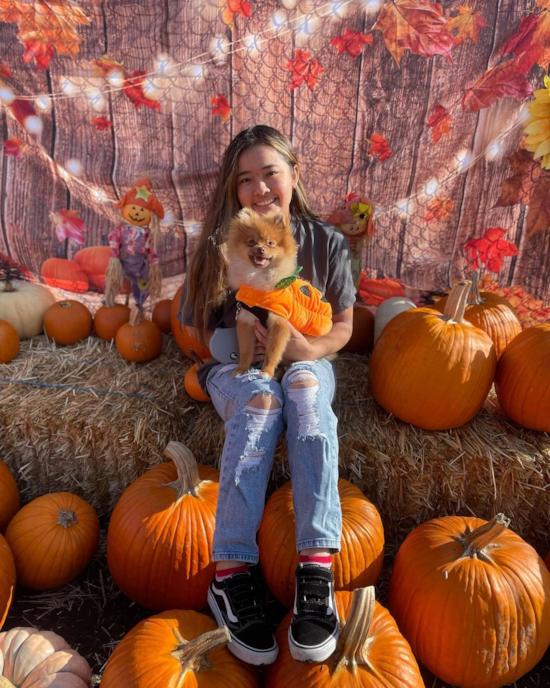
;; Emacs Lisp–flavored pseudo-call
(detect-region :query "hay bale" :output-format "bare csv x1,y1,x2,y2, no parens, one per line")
1,338,549,555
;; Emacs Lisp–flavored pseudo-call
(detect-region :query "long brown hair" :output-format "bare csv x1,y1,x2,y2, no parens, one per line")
183,125,317,335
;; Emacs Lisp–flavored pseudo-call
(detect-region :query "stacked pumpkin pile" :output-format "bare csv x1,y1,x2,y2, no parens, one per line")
2,442,550,686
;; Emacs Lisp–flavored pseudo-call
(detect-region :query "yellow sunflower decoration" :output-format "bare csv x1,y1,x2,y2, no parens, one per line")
524,75,550,170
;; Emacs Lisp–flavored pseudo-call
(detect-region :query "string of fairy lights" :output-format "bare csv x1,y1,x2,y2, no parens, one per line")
0,0,534,233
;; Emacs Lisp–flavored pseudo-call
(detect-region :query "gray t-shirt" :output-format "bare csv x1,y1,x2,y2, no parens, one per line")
178,214,356,391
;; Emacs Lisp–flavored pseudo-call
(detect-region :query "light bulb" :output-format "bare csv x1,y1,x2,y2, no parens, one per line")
107,71,125,88
61,78,78,97
65,159,83,177
425,179,440,196
272,11,287,29
0,85,15,105
24,115,43,134
35,94,52,112
485,140,501,161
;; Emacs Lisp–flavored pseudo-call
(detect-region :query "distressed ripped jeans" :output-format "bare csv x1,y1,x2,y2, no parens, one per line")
206,358,341,564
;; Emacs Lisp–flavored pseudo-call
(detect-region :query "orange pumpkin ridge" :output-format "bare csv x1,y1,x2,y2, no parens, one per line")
41,258,89,293
0,320,19,364
152,299,172,333
0,534,15,630
94,302,131,342
0,462,19,534
43,300,93,345
115,307,162,362
170,286,211,360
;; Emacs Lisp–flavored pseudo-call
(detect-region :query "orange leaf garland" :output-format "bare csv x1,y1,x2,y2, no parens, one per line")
462,59,532,112
220,0,251,27
464,227,519,273
373,0,454,66
330,27,373,59
211,94,232,122
501,2,550,72
368,133,392,162
285,49,325,91
91,57,161,112
425,197,453,223
447,5,488,47
427,104,451,143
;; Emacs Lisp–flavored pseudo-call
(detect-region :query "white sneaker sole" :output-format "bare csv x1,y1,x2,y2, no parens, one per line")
288,625,340,663
207,589,279,666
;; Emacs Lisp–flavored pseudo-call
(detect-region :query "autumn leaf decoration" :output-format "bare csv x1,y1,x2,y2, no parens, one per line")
373,0,454,66
427,104,451,143
92,56,161,112
501,0,550,74
220,0,251,27
211,94,232,122
91,116,113,131
447,5,487,47
3,137,28,161
367,133,392,162
464,228,519,274
425,197,453,224
0,0,90,71
0,63,11,78
330,28,373,59
495,149,550,237
462,60,532,112
285,49,324,91
50,210,88,245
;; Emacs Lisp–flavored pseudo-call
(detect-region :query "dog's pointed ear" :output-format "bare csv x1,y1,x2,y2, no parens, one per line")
235,208,257,226
270,212,289,230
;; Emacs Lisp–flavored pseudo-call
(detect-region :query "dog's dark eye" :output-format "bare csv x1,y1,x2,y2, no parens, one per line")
267,241,275,247
248,239,256,247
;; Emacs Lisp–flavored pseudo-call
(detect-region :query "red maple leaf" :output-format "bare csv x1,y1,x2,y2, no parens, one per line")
447,5,488,47
210,94,232,122
220,0,252,27
344,192,361,205
3,137,28,161
464,227,519,274
91,55,125,78
501,5,550,73
285,50,325,91
462,60,532,112
330,28,373,59
22,37,55,71
0,63,12,79
123,70,161,112
367,133,392,162
8,98,41,131
373,0,454,66
425,197,453,223
90,116,113,131
427,104,451,143
49,210,88,245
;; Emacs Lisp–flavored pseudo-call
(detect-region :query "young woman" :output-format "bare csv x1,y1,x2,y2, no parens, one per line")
180,125,355,666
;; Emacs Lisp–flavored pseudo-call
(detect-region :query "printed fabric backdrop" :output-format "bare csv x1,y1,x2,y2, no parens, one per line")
1,0,550,324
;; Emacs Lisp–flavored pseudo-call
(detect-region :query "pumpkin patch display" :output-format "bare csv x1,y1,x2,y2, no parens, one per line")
93,300,131,342
152,298,172,333
434,274,521,358
374,296,416,342
495,323,550,432
107,442,219,611
258,480,384,608
370,281,496,431
341,303,374,353
266,587,424,688
4,492,100,590
41,257,89,293
43,300,93,345
101,610,258,688
171,285,211,360
0,279,56,339
389,514,550,688
0,320,19,364
0,535,15,631
0,462,19,534
115,306,162,362
74,245,111,291
0,627,92,687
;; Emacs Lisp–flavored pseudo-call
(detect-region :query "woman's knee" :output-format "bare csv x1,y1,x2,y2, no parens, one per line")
284,370,325,437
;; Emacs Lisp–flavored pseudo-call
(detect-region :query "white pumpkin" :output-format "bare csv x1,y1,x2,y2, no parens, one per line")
0,627,92,687
0,281,56,339
374,297,416,341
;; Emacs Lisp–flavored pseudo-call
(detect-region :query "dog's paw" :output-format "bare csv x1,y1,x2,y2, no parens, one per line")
260,369,274,379
232,368,248,378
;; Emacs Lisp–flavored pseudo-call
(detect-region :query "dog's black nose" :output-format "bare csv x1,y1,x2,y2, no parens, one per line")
255,246,266,256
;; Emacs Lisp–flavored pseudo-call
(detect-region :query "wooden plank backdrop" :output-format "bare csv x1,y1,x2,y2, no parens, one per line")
0,0,549,302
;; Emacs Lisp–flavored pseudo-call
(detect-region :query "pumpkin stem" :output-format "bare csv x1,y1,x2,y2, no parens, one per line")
172,626,230,672
459,514,510,558
162,441,202,498
188,349,204,366
333,586,375,675
0,676,16,688
57,510,78,529
129,306,141,327
442,281,471,324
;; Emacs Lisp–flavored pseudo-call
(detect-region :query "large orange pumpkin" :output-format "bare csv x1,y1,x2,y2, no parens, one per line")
171,285,211,360
266,587,424,688
0,461,19,533
341,303,374,353
107,442,219,610
495,323,550,432
116,307,162,362
43,300,93,345
74,245,110,291
0,535,15,630
94,302,131,342
0,319,19,364
389,514,550,688
152,298,172,333
0,626,92,686
4,492,100,590
258,480,384,608
41,258,89,293
101,611,258,688
434,275,521,358
370,281,496,430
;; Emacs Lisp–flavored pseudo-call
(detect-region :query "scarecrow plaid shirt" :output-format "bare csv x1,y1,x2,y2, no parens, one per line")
108,221,159,266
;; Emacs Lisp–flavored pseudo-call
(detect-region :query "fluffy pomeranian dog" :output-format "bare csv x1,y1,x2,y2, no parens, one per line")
225,208,298,379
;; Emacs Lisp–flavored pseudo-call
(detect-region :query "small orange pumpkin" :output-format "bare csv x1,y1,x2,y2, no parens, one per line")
266,587,424,688
358,275,406,307
43,300,93,345
94,302,131,342
101,611,258,688
74,245,110,291
116,307,162,363
170,286,211,360
184,363,210,402
0,461,19,533
5,492,100,590
258,479,384,608
0,535,15,630
152,299,172,333
341,303,374,353
41,258,89,293
0,319,19,363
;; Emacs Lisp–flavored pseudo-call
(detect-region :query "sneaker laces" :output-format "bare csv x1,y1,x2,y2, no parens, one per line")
225,573,266,621
295,567,333,618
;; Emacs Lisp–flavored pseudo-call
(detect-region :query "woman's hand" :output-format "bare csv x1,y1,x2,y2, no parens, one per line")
253,320,316,363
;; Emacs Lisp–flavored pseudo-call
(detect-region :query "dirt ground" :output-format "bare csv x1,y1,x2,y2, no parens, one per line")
4,525,550,687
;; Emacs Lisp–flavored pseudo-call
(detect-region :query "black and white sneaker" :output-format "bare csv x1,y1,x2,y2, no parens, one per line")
208,571,279,666
288,564,340,662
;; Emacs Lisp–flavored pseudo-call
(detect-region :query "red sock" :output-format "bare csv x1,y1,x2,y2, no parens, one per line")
299,554,332,568
215,564,248,581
